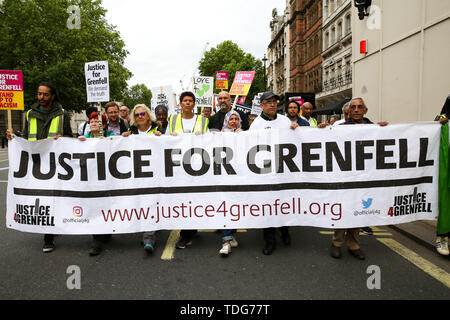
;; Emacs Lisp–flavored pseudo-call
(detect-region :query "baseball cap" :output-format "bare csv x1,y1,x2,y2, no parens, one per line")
259,92,280,103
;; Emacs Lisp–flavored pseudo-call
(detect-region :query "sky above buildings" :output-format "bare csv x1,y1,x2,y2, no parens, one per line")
102,0,286,93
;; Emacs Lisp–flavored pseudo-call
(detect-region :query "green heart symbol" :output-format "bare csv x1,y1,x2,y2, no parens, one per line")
197,84,210,97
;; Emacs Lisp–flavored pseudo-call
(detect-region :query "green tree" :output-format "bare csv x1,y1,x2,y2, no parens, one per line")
0,0,132,112
122,84,152,108
198,41,264,105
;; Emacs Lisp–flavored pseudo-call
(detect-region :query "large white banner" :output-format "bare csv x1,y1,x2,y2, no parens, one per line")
7,123,441,234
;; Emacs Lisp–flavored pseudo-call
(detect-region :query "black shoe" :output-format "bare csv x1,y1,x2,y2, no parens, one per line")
42,242,55,253
348,248,366,260
361,227,373,235
263,242,276,255
89,243,102,256
330,245,342,259
176,238,192,249
281,233,291,246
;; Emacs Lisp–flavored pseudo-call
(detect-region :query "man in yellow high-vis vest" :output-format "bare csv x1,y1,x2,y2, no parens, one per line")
6,82,73,253
167,92,209,249
166,91,209,135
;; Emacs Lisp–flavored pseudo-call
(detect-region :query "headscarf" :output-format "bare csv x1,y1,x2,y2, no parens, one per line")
221,110,242,132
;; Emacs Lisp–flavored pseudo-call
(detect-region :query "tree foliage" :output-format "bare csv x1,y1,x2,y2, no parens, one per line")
122,84,152,109
0,0,132,112
198,41,264,105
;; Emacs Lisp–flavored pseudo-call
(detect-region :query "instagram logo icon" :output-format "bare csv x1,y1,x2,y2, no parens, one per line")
73,206,83,218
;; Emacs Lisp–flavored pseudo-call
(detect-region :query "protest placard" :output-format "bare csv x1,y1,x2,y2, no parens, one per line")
0,70,24,111
229,71,255,96
84,61,110,103
192,76,214,109
215,71,228,90
151,86,175,115
0,70,24,130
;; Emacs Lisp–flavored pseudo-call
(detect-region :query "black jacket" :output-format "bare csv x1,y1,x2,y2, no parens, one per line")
23,102,73,140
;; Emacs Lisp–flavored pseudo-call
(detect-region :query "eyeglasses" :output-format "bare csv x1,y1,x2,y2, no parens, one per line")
134,112,146,117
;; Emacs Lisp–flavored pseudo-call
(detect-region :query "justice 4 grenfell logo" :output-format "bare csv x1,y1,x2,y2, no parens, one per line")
388,187,432,217
354,198,380,216
14,198,55,226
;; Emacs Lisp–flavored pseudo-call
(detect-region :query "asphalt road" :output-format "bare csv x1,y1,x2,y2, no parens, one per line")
0,148,449,302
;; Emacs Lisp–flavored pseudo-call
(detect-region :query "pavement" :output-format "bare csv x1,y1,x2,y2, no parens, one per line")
389,220,440,253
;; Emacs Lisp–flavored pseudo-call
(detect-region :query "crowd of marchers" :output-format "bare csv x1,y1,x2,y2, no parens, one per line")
5,82,450,259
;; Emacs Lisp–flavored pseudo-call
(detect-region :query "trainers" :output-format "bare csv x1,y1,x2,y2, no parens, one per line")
219,242,232,255
42,242,55,253
144,243,155,254
230,237,238,248
361,227,374,235
176,238,192,249
436,236,450,256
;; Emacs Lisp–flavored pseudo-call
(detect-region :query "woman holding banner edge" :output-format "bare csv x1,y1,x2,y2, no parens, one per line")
122,104,161,254
218,110,243,255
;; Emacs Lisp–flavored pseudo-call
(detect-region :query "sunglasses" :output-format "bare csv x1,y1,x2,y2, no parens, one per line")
134,112,147,117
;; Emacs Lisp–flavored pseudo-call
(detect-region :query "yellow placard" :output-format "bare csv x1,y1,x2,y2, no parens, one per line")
0,91,24,110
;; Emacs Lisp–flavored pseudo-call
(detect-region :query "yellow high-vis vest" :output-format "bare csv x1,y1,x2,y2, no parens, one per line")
168,114,209,134
26,110,64,141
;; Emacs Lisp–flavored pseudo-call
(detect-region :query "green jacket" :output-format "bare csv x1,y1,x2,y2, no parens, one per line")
23,102,73,140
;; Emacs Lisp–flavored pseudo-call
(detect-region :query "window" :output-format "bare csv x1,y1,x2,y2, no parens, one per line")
346,14,351,34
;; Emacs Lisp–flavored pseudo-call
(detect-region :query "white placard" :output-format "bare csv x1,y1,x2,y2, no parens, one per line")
151,86,175,115
84,61,110,103
192,76,214,108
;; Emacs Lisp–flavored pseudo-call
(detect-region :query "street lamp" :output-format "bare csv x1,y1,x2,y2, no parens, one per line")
262,54,268,91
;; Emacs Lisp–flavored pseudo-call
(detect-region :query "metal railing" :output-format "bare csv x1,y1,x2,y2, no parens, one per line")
323,71,352,91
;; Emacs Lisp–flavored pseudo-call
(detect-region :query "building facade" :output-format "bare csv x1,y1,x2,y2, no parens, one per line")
288,0,323,95
267,3,291,95
315,0,353,117
352,0,450,122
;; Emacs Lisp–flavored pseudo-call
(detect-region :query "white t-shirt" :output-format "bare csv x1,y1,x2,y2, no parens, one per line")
333,119,346,126
250,114,291,130
181,117,197,133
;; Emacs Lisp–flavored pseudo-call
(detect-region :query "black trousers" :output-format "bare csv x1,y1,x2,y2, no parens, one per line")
263,227,289,244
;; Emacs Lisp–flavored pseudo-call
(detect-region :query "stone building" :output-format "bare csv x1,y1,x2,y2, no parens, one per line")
315,0,353,120
267,1,291,95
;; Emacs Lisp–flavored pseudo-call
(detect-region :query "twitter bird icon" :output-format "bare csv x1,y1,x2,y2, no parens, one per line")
362,198,373,209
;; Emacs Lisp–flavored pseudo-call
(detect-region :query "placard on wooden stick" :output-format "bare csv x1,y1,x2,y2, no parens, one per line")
0,70,25,130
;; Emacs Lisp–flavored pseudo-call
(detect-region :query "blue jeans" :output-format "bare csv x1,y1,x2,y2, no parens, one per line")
222,229,236,242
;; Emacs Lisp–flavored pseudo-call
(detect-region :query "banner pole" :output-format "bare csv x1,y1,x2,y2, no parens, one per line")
7,110,12,131
97,102,103,137
232,95,239,111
